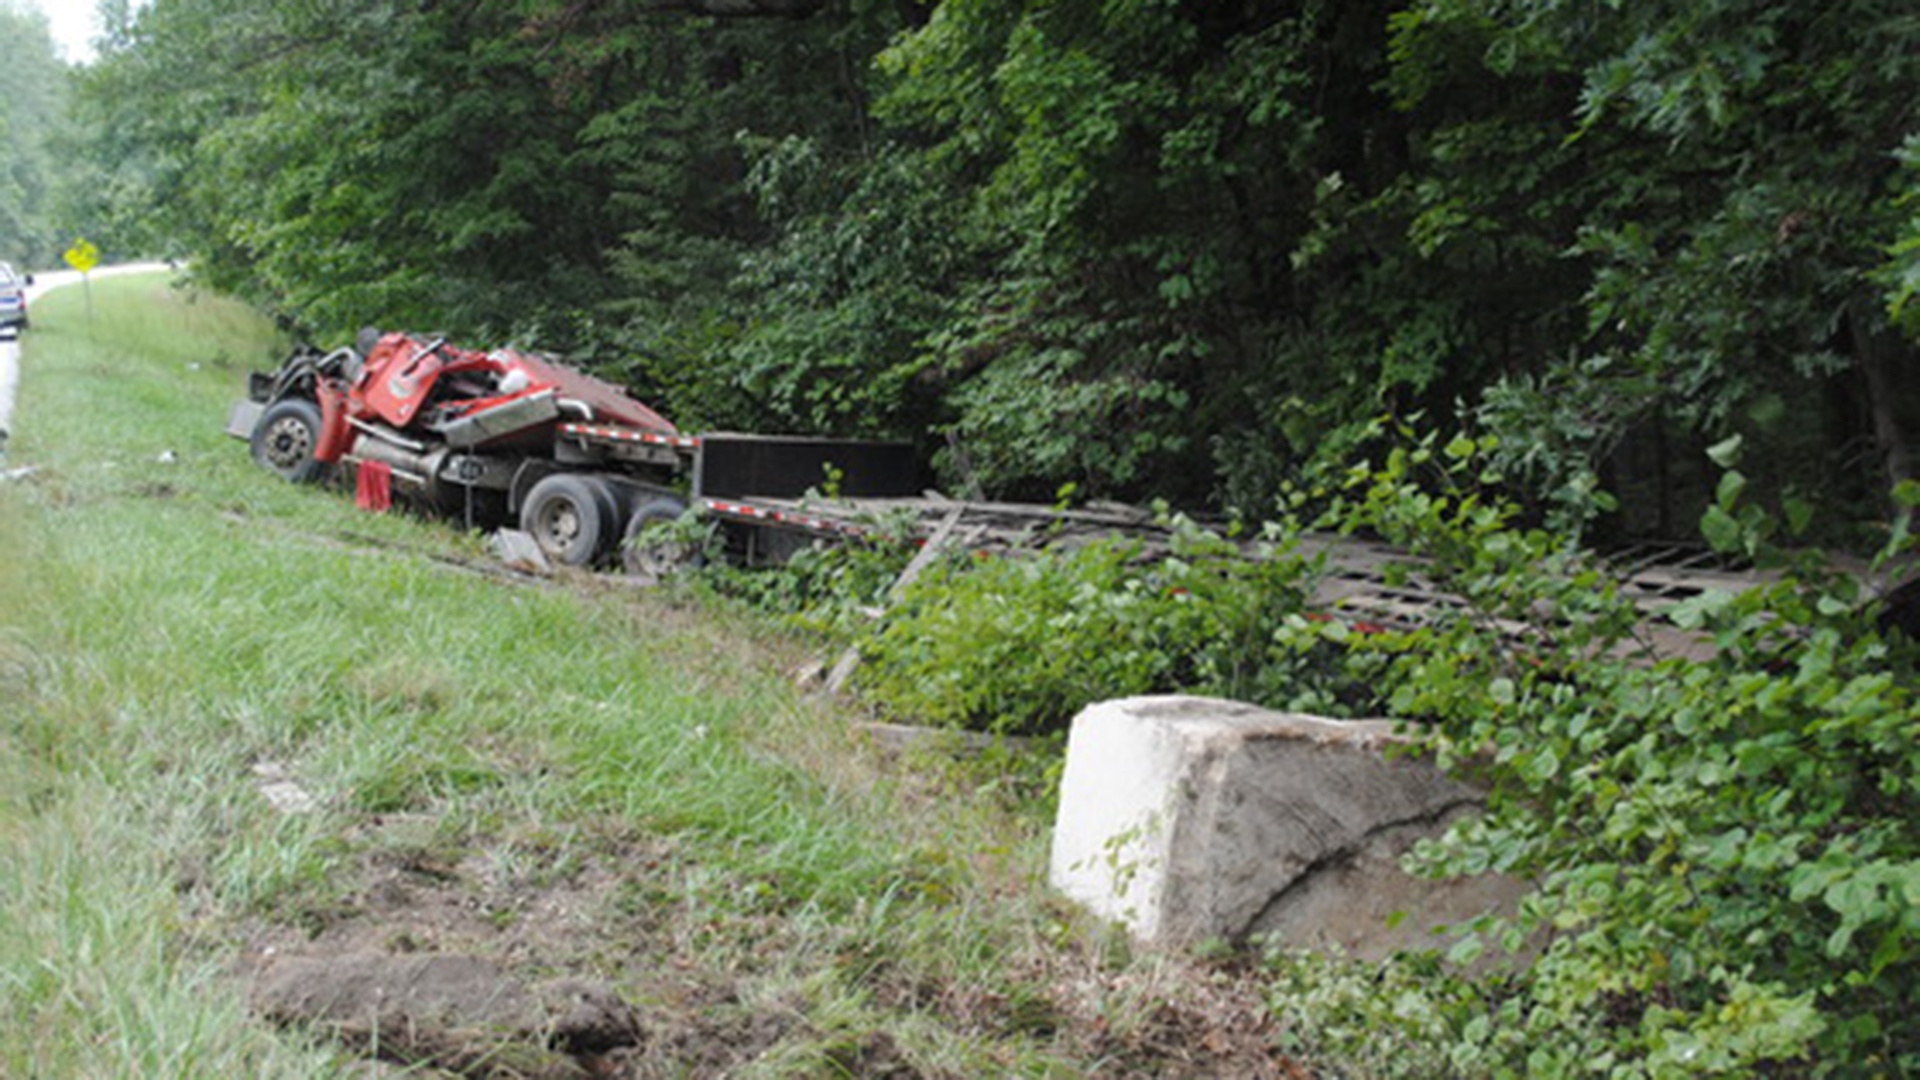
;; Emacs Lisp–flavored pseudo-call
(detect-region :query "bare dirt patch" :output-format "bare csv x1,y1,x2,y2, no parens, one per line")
250,951,639,1079
234,818,953,1078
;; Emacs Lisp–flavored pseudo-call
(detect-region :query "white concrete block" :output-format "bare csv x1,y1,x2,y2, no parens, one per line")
1049,696,1528,958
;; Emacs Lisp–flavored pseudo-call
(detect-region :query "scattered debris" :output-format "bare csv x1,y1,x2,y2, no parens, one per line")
489,529,552,576
156,449,178,464
252,760,318,815
824,508,969,695
1,465,37,483
823,648,863,695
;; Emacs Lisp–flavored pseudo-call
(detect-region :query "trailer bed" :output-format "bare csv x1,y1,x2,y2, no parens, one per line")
689,490,1901,667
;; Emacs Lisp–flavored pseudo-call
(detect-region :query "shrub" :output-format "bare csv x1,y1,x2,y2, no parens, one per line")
674,506,923,637
1278,430,1920,1076
854,519,1380,735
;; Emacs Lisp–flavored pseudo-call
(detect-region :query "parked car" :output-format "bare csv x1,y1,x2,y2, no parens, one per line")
0,262,32,331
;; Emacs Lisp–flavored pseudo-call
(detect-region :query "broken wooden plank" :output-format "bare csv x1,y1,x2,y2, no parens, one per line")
825,508,968,695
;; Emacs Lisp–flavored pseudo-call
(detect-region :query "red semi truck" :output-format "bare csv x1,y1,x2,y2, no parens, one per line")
227,331,922,574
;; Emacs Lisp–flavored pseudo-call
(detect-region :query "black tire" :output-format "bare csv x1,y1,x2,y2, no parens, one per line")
621,496,702,582
521,474,618,568
250,397,330,484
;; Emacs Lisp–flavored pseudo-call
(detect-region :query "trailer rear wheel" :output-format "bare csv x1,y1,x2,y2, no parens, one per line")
521,474,617,567
621,496,701,583
251,398,330,484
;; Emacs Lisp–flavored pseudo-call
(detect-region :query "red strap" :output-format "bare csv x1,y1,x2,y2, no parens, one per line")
355,459,392,512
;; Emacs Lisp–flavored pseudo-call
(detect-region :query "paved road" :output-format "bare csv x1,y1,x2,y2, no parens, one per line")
0,263,176,451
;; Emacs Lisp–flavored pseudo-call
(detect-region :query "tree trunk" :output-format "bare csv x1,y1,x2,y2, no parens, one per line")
1852,304,1916,529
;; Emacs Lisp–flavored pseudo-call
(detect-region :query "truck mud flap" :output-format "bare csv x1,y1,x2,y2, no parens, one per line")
225,399,265,441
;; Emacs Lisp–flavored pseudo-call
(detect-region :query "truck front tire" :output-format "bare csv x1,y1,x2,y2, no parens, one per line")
251,398,330,484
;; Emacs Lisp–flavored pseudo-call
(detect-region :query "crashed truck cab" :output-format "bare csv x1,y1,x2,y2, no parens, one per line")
228,331,921,573
229,331,696,566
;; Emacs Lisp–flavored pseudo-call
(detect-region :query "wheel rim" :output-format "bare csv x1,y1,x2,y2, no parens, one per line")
627,540,685,580
622,503,696,581
533,499,583,553
262,416,314,471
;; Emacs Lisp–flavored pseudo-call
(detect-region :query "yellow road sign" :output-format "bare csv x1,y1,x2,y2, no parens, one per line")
63,240,100,274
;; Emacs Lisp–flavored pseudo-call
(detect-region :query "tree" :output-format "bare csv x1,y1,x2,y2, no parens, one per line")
73,0,1920,539
76,0,903,368
865,0,1919,533
1394,0,1920,536
0,1,73,268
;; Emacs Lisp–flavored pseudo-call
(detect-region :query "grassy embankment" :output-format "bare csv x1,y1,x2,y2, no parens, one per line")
0,276,1277,1078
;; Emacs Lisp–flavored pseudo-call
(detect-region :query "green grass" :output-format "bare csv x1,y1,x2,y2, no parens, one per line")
1,275,1192,1078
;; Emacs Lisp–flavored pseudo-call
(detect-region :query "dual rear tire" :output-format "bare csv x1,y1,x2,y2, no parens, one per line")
520,474,621,568
621,496,699,582
520,476,694,577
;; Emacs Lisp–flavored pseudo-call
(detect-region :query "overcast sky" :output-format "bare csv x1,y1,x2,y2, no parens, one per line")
26,0,101,65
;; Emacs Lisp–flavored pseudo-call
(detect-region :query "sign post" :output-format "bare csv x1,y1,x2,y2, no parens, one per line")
63,240,100,323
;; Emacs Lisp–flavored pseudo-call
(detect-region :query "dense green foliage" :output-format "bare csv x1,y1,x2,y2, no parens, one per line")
1298,434,1918,1074
74,0,905,430
859,525,1348,735
0,1,72,268
72,0,1920,535
870,0,1920,528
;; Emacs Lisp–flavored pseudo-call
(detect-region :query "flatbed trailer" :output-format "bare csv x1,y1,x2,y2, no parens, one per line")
676,483,1840,658
694,492,1170,555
